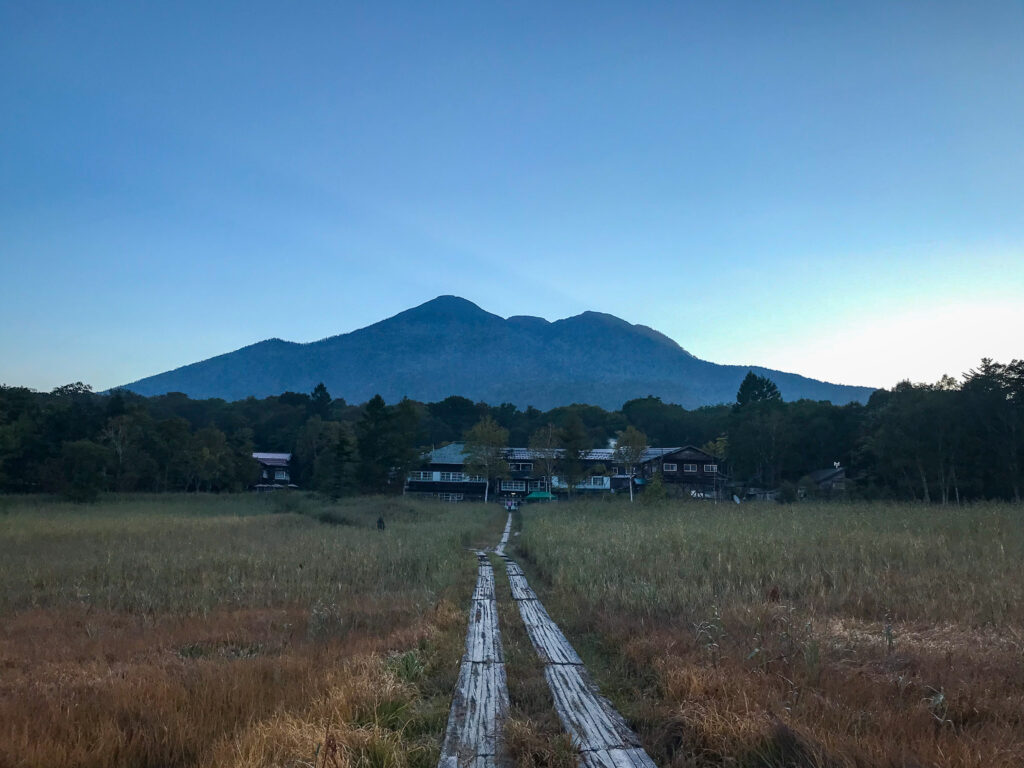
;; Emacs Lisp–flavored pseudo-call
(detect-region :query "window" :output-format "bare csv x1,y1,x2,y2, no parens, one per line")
501,480,526,491
439,471,463,482
704,464,718,473
528,480,547,490
466,475,486,483
274,470,289,481
589,476,607,486
611,465,620,475
409,471,433,481
437,492,464,502
509,462,533,472
663,463,677,472
683,463,697,473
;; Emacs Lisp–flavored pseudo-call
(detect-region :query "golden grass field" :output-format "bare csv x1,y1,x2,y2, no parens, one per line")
516,500,1024,768
0,494,503,768
1,494,1021,767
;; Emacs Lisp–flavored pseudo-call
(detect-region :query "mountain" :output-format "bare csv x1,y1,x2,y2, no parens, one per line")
120,296,875,409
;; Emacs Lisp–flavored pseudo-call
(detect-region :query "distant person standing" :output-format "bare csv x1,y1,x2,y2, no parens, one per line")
377,516,385,531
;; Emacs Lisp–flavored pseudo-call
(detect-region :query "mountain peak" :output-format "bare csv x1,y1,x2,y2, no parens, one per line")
120,296,876,408
393,295,496,322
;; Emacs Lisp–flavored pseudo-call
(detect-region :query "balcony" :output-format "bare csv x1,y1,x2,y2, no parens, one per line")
550,475,611,491
406,471,486,483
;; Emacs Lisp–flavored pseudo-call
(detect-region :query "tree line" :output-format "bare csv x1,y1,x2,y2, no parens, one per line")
0,357,1020,502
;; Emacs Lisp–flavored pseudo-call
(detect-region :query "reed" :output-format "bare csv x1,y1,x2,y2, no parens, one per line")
0,493,504,768
515,499,1024,767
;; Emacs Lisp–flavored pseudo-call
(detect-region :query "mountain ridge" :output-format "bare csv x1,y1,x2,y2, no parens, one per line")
120,296,875,409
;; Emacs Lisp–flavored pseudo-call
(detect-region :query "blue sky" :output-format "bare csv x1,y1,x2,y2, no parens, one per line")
2,1,1022,394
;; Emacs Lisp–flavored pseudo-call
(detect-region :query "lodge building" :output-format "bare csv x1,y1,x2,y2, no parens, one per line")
404,442,727,501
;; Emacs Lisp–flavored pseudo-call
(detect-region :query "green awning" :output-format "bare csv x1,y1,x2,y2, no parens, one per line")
525,491,555,500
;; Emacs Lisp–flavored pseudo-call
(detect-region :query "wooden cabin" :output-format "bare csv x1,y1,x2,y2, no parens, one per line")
650,446,727,498
252,452,294,489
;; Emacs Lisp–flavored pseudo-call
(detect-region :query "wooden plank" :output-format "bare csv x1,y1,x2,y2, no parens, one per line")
495,514,512,555
507,572,537,601
502,555,659,766
471,558,495,601
438,549,508,767
465,591,502,663
580,748,659,768
515,598,582,665
439,660,509,760
544,664,627,750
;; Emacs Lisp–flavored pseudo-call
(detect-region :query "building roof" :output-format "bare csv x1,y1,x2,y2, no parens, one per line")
578,447,681,462
663,445,721,461
425,442,471,465
253,452,291,467
806,466,845,484
427,444,683,465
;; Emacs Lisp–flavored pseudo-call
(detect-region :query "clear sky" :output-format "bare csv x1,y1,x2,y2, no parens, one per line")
2,1,1022,394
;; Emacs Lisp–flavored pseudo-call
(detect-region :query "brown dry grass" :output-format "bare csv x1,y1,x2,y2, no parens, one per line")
0,494,503,768
517,501,1024,768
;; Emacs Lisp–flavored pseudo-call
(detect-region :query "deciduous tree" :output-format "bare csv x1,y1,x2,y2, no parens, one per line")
614,425,647,502
464,416,509,502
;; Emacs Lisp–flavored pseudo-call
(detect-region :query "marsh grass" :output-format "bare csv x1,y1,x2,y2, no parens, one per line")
515,500,1024,767
0,493,504,768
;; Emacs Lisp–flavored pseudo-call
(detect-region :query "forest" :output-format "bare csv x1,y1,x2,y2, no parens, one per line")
0,358,1020,503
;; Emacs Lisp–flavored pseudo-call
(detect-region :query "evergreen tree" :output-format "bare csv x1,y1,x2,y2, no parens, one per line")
557,414,588,496
356,395,395,493
735,371,782,409
326,423,357,499
310,382,332,419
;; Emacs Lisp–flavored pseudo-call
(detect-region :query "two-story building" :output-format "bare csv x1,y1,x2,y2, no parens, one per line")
404,443,489,501
252,452,295,489
649,446,727,497
405,443,727,501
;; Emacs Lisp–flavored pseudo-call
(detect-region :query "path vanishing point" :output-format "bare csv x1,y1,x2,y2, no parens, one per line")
439,514,657,768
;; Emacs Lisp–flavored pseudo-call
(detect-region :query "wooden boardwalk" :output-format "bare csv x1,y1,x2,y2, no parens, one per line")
494,514,512,555
439,513,656,768
438,550,509,768
438,518,516,768
501,557,657,768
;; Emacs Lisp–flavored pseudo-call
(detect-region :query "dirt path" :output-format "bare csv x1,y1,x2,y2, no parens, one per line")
437,522,512,767
502,535,657,767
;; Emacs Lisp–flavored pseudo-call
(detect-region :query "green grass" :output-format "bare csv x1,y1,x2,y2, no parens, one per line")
518,500,1024,626
0,492,500,615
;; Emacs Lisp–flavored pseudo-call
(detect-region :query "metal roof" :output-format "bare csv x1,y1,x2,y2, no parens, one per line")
427,445,682,465
253,452,291,467
426,442,471,464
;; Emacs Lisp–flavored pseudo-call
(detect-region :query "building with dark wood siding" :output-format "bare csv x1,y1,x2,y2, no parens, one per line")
405,443,727,501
